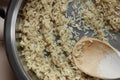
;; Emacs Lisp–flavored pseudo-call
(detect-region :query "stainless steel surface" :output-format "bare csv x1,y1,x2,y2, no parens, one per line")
4,0,120,80
5,0,30,80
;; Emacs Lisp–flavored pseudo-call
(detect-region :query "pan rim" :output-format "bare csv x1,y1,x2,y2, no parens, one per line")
4,0,30,80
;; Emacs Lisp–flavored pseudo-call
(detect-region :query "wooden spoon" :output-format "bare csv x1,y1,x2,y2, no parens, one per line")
72,37,120,79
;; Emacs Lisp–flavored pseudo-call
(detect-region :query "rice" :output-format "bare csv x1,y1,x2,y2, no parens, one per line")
17,0,119,80
84,0,119,39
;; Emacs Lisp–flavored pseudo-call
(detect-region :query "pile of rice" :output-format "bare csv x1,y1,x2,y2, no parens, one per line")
80,0,120,40
17,0,119,80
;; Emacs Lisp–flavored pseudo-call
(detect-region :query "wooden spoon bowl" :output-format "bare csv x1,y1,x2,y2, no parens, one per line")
72,38,120,79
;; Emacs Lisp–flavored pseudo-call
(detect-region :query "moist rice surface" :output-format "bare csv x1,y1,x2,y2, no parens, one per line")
18,0,120,80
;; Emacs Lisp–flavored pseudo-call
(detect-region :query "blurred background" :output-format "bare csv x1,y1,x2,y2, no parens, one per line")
0,0,16,80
